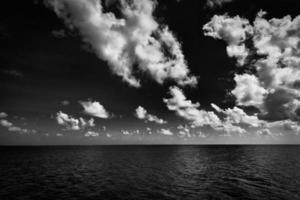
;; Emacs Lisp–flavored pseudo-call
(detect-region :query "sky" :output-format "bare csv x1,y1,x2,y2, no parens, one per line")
0,0,300,145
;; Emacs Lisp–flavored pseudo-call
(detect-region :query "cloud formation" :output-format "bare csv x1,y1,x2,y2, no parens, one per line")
135,106,167,124
158,128,173,136
45,0,197,87
203,14,253,65
85,131,99,137
211,103,263,128
56,111,95,130
204,11,300,122
79,100,109,119
163,86,247,134
0,118,35,134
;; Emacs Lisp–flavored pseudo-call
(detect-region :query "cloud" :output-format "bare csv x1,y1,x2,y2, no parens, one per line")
80,117,95,128
45,0,197,87
56,111,80,130
206,0,234,8
256,128,272,136
211,103,263,127
135,106,167,124
267,120,300,135
85,131,99,137
61,100,70,106
163,86,246,134
158,128,173,136
79,100,109,119
204,11,300,122
0,119,13,127
203,14,253,65
0,112,8,118
56,111,95,130
163,86,222,128
177,125,191,137
0,119,34,134
121,130,132,135
231,74,267,107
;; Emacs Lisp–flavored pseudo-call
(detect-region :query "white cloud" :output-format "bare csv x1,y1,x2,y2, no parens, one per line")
203,14,253,65
135,106,167,124
0,119,13,127
0,112,8,118
0,119,33,134
267,120,300,135
79,100,109,119
121,130,132,135
211,103,263,127
177,125,191,137
80,117,95,128
85,131,99,137
256,128,271,136
158,128,173,136
56,111,80,130
163,86,222,128
164,86,247,134
45,0,197,87
56,111,95,131
231,74,267,107
204,11,300,122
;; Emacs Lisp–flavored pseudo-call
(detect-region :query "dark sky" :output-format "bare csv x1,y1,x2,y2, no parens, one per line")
0,0,300,145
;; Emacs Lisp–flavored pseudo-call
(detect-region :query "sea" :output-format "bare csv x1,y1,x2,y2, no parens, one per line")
0,145,299,200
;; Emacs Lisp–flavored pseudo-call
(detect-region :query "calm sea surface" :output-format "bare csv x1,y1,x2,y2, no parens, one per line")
0,145,300,200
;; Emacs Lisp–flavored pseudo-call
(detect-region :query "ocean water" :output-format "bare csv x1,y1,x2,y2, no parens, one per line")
0,145,300,200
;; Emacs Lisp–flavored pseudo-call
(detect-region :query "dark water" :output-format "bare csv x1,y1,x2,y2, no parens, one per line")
0,146,300,200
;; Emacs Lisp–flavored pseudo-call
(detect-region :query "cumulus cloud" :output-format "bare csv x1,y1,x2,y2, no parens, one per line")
0,119,13,127
211,103,263,128
56,111,95,130
267,120,300,135
163,86,221,128
204,11,300,122
85,131,99,137
121,129,132,135
203,14,253,65
231,74,267,107
164,86,246,134
177,125,191,137
45,0,197,87
0,119,34,134
79,100,109,119
135,106,167,124
256,128,272,136
80,117,95,128
158,128,173,136
0,112,8,118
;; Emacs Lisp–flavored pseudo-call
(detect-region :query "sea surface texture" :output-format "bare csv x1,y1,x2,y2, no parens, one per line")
0,145,300,200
